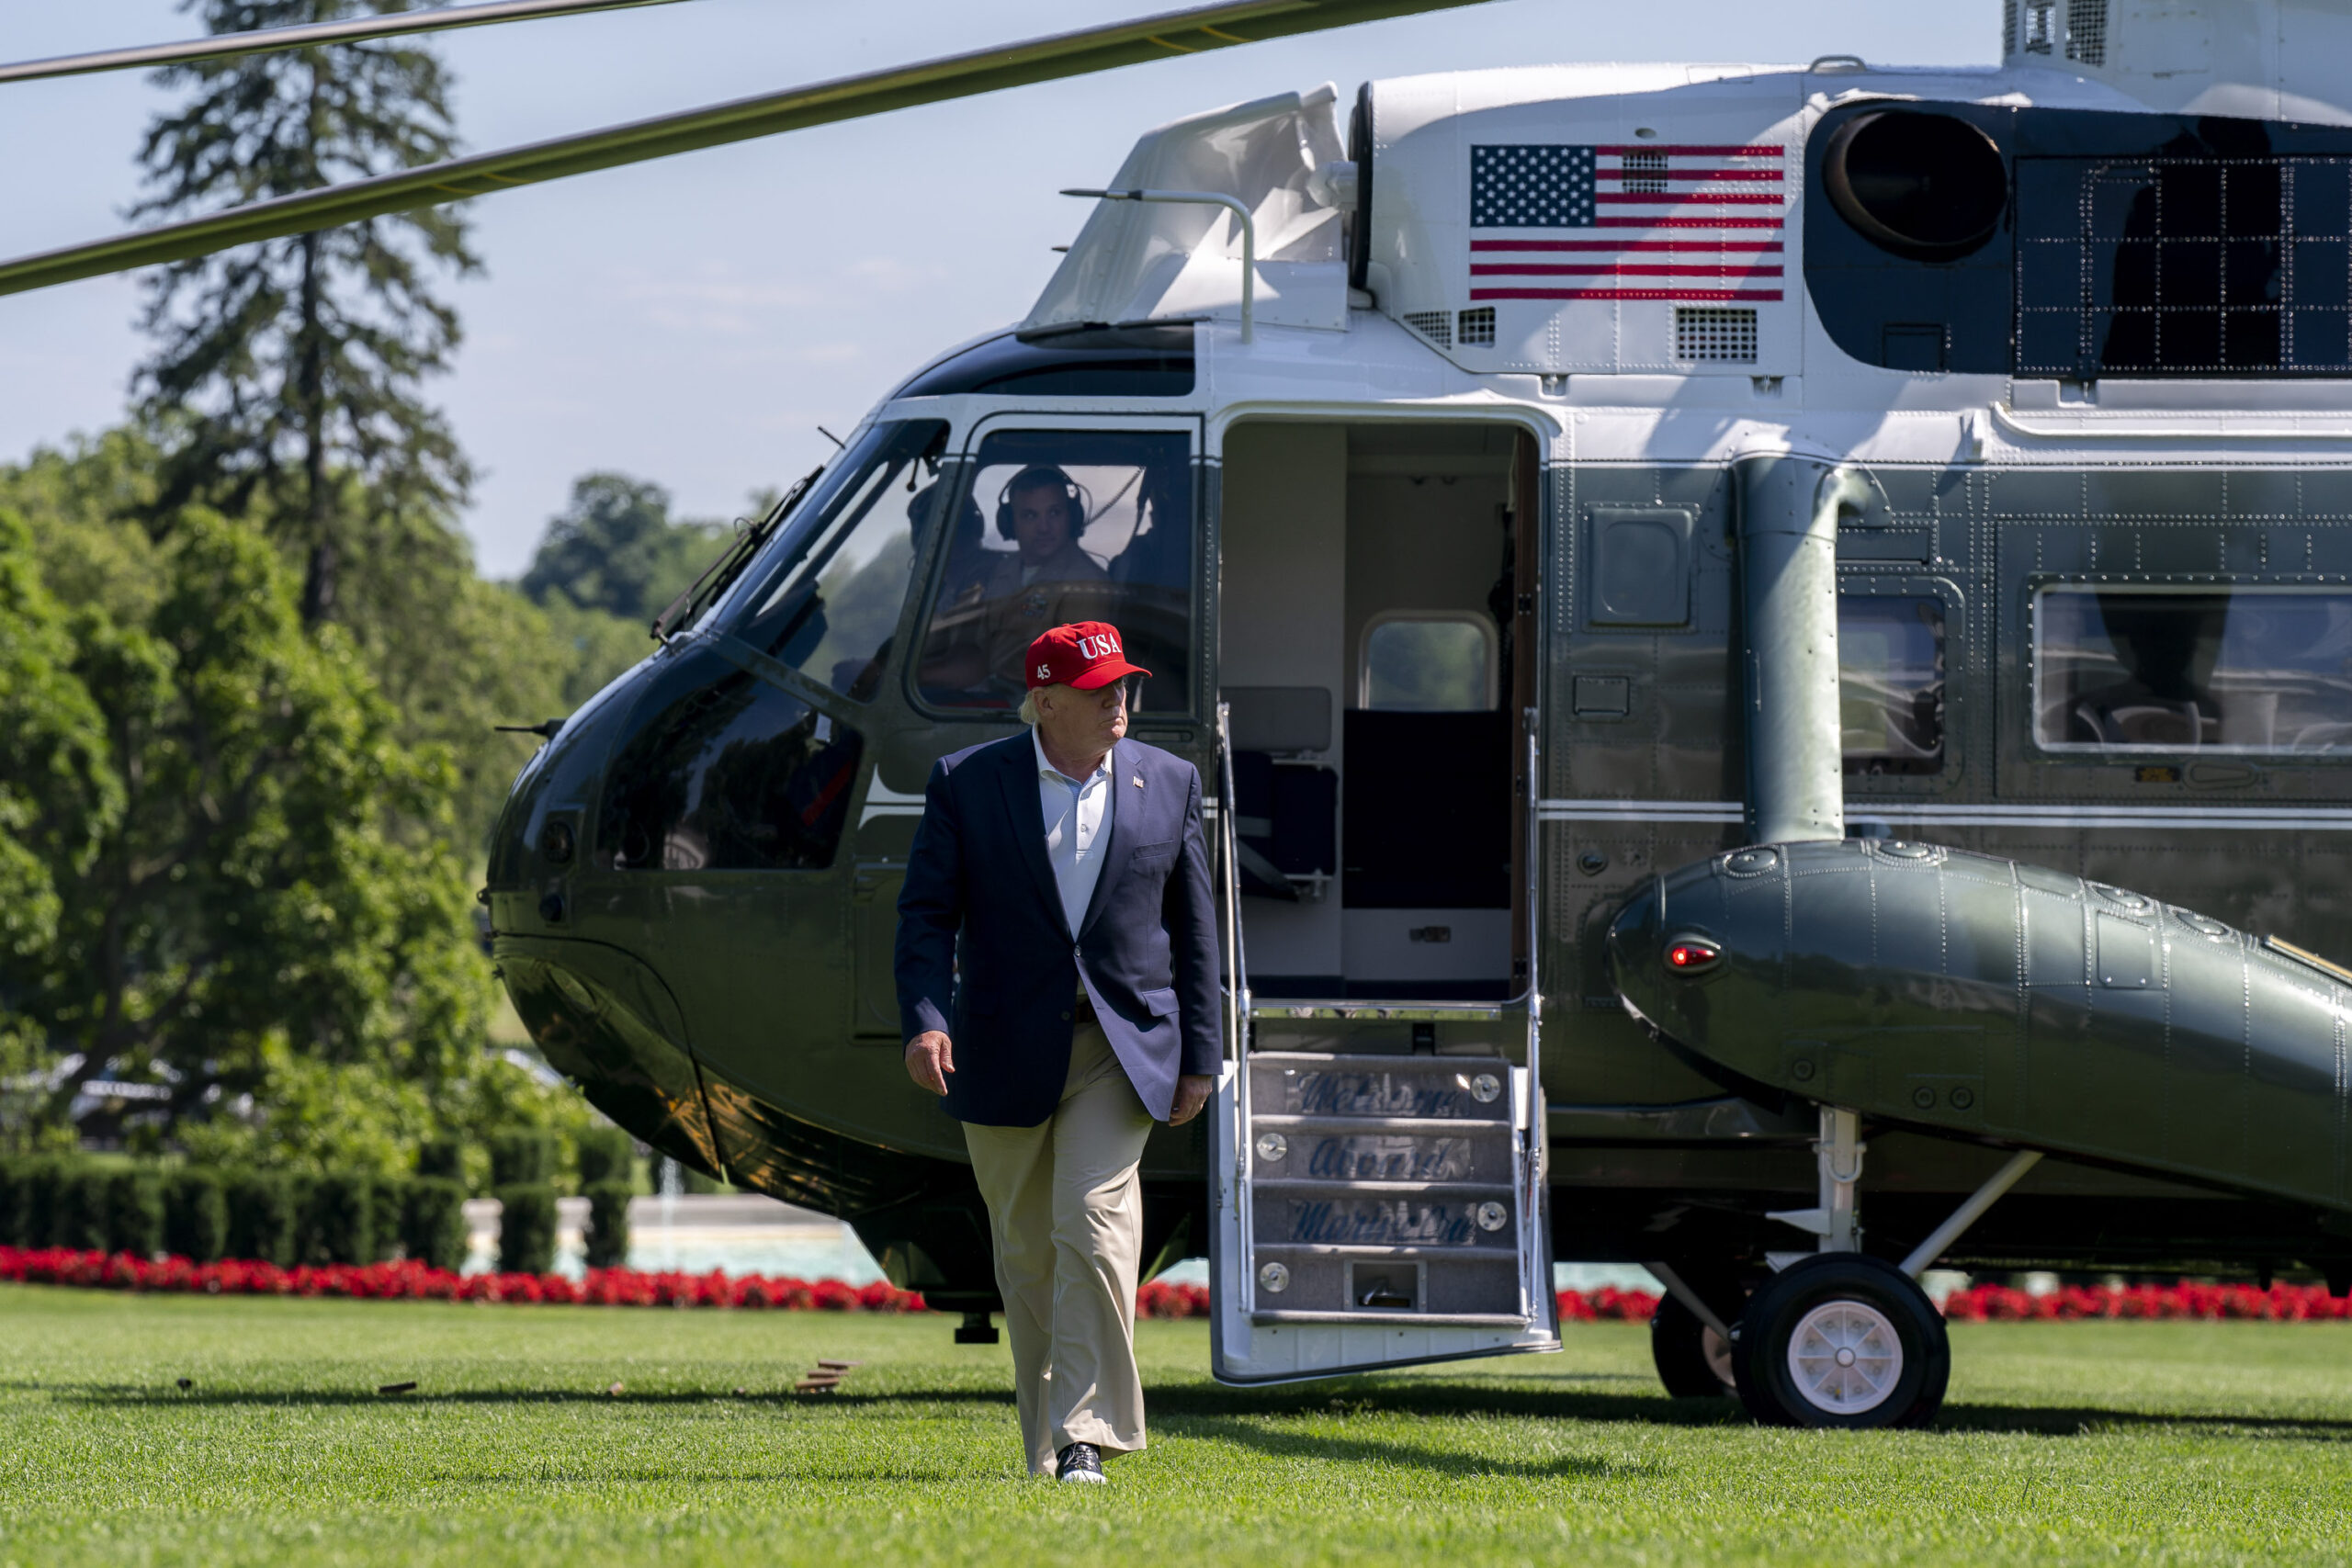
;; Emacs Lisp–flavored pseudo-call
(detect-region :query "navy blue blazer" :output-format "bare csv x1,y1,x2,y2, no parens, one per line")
894,731,1222,1126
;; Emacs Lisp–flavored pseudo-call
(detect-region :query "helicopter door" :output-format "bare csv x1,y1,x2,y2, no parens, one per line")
1206,420,1557,1383
1206,704,1558,1382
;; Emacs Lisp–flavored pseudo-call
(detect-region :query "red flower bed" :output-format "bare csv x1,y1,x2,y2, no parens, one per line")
1557,1286,1663,1323
1939,1279,2352,1322
7,1247,2344,1323
0,1246,929,1312
1137,1279,1210,1318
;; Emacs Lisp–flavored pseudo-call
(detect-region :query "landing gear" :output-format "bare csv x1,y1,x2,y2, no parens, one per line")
1649,1292,1736,1397
1657,1106,2043,1427
1731,1253,1949,1428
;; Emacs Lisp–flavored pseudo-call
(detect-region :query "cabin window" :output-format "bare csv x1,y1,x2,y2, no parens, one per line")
2035,586,2352,754
1360,613,1498,712
727,418,949,700
1839,597,1945,774
914,428,1193,714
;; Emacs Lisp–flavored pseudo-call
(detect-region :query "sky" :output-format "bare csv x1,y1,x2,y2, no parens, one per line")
0,1,1990,578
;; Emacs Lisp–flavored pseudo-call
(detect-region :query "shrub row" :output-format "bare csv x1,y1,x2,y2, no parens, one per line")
0,1134,639,1275
0,1161,470,1270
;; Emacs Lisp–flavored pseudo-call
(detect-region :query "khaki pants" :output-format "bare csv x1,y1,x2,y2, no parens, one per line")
961,1022,1154,1476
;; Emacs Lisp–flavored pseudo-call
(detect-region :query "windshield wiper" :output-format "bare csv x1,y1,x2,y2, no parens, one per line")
650,464,823,644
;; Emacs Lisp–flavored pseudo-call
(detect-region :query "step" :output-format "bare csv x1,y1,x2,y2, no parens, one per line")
1250,1112,1509,1133
1248,1055,1515,1122
1247,1248,1526,1319
1249,1310,1535,1326
1251,1179,1515,1199
1252,1191,1520,1250
1248,999,1521,1022
1251,1240,1521,1258
1249,1126,1513,1186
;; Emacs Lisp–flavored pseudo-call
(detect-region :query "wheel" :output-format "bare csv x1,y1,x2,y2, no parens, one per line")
1730,1253,1949,1429
1650,1292,1736,1397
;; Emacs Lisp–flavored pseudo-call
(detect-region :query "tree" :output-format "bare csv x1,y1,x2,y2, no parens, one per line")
0,494,491,1142
518,472,728,625
132,0,479,626
0,510,124,1149
326,497,570,850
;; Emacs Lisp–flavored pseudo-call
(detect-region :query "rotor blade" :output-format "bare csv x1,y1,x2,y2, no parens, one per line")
0,0,693,87
0,0,1486,299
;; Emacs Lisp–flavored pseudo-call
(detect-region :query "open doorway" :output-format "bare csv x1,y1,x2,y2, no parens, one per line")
1219,421,1533,1000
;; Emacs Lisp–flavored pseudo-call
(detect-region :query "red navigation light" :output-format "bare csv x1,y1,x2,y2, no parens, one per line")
1665,935,1722,974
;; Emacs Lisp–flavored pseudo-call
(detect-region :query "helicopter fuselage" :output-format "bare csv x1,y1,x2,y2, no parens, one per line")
487,54,2352,1330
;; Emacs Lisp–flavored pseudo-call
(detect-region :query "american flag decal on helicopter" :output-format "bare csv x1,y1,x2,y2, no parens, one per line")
1466,143,1785,302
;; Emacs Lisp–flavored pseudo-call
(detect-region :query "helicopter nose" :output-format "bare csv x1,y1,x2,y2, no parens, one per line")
481,650,731,1181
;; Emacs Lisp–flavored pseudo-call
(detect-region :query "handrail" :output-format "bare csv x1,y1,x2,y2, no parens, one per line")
1214,697,1255,1313
1519,710,1546,1325
1523,711,1543,1093
1215,699,1246,1063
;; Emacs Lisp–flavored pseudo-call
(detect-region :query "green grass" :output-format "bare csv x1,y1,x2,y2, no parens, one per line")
2,1285,2348,1566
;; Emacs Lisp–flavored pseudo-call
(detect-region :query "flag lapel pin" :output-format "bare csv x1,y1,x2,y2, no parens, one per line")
1132,775,1144,789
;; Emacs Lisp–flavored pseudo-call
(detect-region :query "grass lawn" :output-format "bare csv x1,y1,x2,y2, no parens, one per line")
1,1284,2347,1566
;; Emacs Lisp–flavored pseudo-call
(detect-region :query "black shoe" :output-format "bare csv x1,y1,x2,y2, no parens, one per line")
1055,1442,1105,1483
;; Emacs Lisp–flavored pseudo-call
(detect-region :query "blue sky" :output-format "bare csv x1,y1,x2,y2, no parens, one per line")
0,1,1986,576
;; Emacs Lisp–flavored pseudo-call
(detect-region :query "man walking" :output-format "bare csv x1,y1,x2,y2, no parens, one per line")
895,620,1221,1483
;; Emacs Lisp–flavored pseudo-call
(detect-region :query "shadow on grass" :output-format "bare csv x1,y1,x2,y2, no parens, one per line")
45,1377,2352,1443
1158,1412,1655,1478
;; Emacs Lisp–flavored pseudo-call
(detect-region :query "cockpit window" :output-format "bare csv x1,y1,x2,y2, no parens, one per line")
913,428,1193,714
1840,597,1945,774
2036,586,2352,754
721,419,949,700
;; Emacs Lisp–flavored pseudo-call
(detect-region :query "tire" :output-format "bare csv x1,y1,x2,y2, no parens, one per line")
1731,1253,1949,1429
1650,1292,1736,1397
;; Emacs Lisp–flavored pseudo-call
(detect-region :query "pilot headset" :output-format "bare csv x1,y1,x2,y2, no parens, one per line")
994,465,1091,544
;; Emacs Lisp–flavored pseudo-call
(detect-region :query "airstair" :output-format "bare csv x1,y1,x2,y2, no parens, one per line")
1207,705,1559,1384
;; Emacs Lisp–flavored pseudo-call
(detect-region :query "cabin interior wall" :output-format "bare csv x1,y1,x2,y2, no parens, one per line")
1340,427,1515,994
1340,429,1513,706
1219,422,1347,985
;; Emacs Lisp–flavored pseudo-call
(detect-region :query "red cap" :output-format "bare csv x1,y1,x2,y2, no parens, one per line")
1025,621,1150,691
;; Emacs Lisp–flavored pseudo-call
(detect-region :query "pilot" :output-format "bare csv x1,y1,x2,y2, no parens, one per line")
919,467,1113,698
907,479,992,607
895,620,1220,1484
993,466,1106,586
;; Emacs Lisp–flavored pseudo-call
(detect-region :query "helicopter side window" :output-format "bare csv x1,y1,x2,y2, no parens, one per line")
914,429,1193,714
1839,597,1945,775
2036,587,2352,754
1361,613,1498,711
728,419,950,700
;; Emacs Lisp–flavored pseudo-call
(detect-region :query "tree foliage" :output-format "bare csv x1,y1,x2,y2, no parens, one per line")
517,472,728,625
0,486,489,1149
133,0,479,626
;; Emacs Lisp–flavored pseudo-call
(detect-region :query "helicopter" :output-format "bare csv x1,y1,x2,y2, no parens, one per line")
15,0,2352,1430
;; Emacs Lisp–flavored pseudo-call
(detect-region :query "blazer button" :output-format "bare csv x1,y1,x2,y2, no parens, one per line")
1060,1010,1072,1021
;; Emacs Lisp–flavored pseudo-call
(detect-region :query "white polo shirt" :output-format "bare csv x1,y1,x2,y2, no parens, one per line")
1033,727,1114,938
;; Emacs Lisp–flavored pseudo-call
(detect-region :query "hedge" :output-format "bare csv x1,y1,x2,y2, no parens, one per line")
495,1182,557,1275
